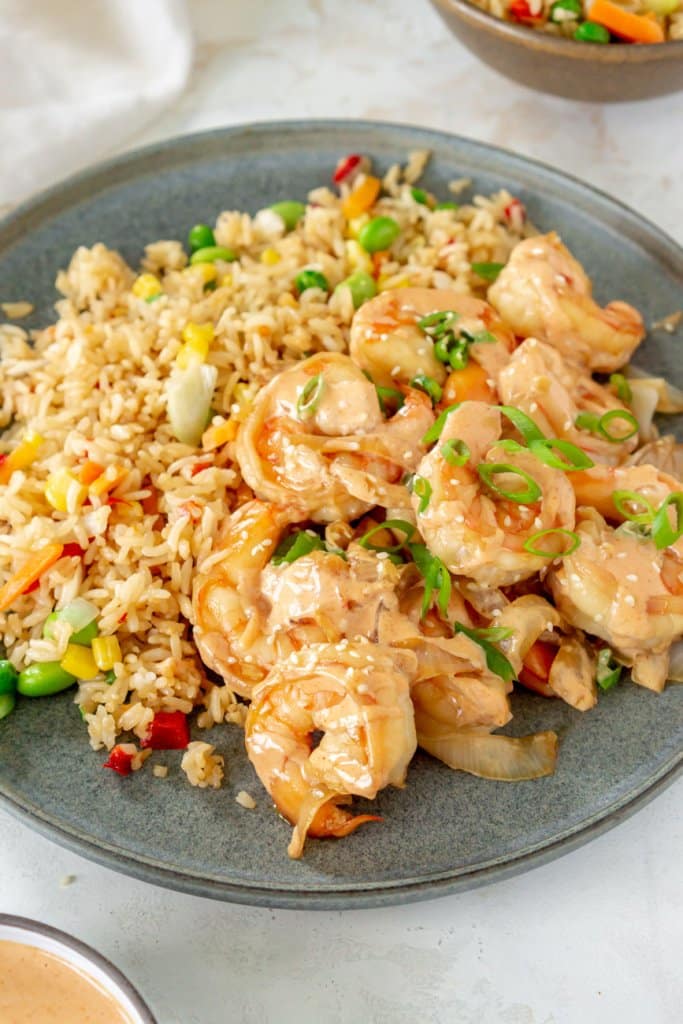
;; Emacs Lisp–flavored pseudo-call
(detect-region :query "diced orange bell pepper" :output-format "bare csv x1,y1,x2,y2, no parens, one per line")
441,363,496,407
78,460,105,485
201,420,237,451
342,176,381,220
519,641,557,698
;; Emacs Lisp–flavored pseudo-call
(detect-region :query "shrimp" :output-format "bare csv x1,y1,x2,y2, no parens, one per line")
498,338,639,466
549,507,683,692
245,641,418,858
193,500,410,699
569,462,683,522
488,233,645,372
349,287,515,388
398,630,557,781
413,401,576,587
235,352,434,522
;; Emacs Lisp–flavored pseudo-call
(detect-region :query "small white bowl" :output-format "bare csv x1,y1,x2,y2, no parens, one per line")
0,914,157,1023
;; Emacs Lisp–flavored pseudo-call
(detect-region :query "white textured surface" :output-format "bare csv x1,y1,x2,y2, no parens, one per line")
1,2,682,1022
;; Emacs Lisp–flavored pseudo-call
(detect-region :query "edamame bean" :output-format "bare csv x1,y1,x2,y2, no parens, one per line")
17,662,77,698
0,693,15,721
574,21,610,42
0,660,18,696
270,201,306,231
336,271,377,309
188,223,216,252
435,201,458,211
358,216,400,253
294,269,330,294
410,187,429,206
43,612,99,646
190,245,237,265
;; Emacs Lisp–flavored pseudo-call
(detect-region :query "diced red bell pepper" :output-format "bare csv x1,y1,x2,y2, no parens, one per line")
103,746,134,776
333,153,362,184
519,641,557,698
61,542,86,559
141,711,190,750
504,198,527,231
508,0,545,23
190,461,212,477
0,454,7,471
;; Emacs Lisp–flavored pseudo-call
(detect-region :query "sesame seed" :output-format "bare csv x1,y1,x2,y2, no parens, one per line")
624,594,636,607
529,402,538,413
391,365,401,376
626,573,638,582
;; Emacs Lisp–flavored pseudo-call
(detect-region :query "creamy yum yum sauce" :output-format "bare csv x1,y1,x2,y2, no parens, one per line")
0,939,134,1023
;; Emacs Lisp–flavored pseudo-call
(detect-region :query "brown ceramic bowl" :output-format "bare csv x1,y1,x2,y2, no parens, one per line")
429,0,683,101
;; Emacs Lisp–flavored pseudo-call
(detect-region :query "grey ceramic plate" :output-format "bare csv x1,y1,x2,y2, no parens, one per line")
0,121,681,909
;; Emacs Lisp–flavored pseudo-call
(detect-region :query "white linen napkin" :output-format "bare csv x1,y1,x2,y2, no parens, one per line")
0,0,193,207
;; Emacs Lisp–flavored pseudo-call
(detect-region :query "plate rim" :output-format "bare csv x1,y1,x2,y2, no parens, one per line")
1,118,682,909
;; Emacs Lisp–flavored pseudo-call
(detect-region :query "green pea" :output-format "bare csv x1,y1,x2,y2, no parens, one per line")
43,612,99,646
358,216,401,254
188,223,216,252
0,660,19,696
190,245,237,265
17,662,77,698
435,201,459,211
270,201,306,231
0,692,15,721
294,269,330,295
336,271,377,309
549,0,581,20
574,21,611,42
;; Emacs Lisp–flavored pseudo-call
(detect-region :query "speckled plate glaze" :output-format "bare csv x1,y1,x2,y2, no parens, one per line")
0,121,681,910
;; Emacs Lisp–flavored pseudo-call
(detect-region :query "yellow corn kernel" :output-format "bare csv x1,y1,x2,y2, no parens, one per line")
45,468,87,513
219,274,233,288
277,292,297,308
61,644,99,680
131,274,162,301
185,262,218,284
346,214,369,239
175,344,198,370
260,247,281,266
345,240,373,274
91,636,122,672
378,275,411,291
0,431,44,484
182,321,214,352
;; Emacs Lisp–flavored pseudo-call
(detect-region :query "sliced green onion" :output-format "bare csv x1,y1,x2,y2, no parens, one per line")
612,489,656,525
435,201,458,211
408,543,451,619
417,310,460,333
467,625,514,643
411,374,442,405
454,622,515,683
411,187,429,206
471,261,505,283
43,598,99,645
522,528,580,558
528,438,594,471
359,519,416,553
375,385,405,417
441,438,470,467
421,404,460,445
497,405,546,444
596,648,622,691
469,329,497,345
296,373,325,419
448,341,469,370
652,492,683,550
477,463,542,504
575,410,639,443
609,373,632,404
409,475,432,514
272,531,325,565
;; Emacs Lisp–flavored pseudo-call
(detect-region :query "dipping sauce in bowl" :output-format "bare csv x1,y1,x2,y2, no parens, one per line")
0,917,156,1024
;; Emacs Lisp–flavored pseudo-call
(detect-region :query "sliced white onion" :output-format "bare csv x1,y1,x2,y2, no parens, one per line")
629,379,661,442
626,367,683,413
626,435,683,479
418,728,558,780
667,641,683,683
45,598,99,639
167,364,217,446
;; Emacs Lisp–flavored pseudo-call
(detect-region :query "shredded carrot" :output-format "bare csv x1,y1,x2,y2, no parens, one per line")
202,419,237,451
588,0,665,42
342,175,381,220
0,543,64,613
78,460,105,485
372,250,388,278
441,363,496,407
